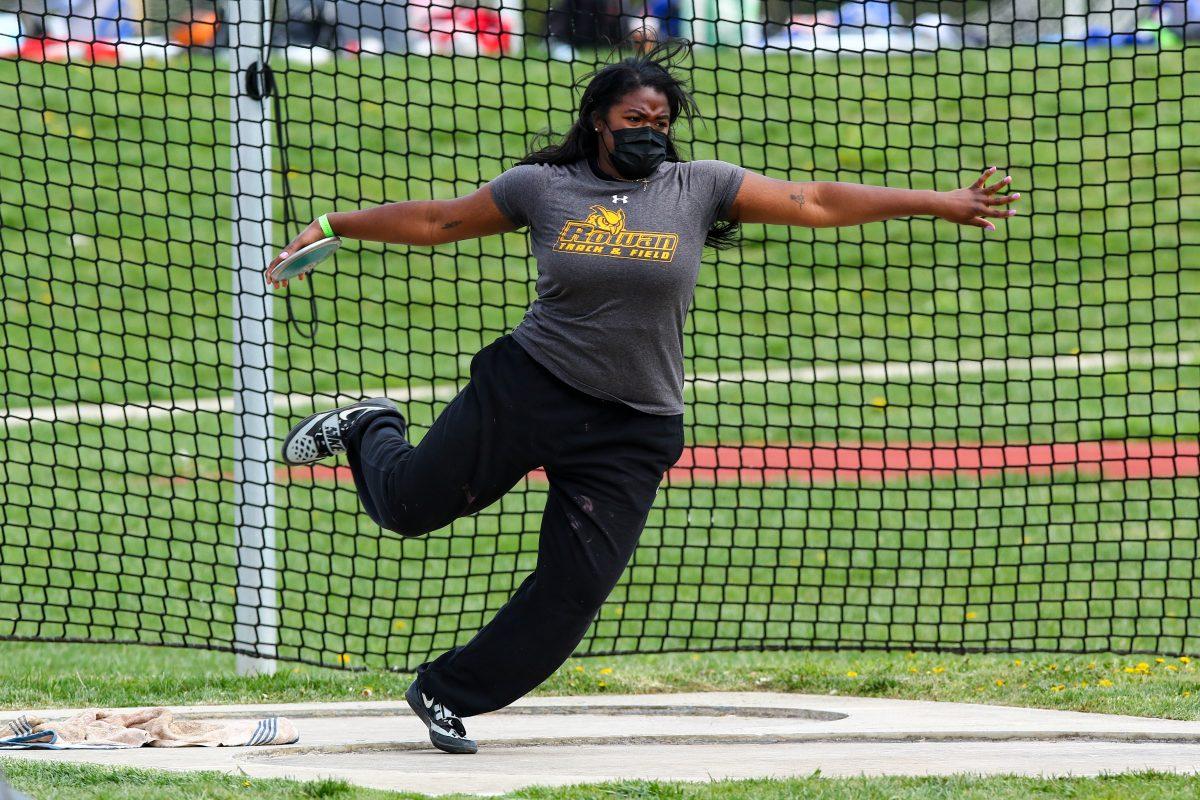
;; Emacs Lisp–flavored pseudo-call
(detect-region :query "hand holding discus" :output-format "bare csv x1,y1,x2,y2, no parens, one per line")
266,214,341,289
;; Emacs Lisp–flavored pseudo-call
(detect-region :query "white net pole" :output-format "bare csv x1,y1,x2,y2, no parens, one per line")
229,0,278,677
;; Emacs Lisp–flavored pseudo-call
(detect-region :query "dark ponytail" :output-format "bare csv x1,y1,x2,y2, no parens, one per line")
518,39,739,250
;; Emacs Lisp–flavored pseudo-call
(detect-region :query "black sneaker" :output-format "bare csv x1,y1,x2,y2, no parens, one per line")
405,677,478,754
282,398,400,466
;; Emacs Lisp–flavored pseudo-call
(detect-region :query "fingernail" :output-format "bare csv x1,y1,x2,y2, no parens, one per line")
1013,193,1021,199
280,251,290,259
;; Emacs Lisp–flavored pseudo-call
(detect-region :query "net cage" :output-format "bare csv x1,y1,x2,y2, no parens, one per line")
0,0,1198,671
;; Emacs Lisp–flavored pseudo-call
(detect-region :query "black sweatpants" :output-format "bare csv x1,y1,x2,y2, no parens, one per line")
343,335,684,717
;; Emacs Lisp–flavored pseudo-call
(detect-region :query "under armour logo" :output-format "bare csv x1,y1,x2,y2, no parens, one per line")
612,195,628,204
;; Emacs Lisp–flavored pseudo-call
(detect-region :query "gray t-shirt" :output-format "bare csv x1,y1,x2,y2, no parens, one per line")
488,158,746,415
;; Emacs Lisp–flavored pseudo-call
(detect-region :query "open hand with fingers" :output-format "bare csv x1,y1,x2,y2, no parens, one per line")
936,166,1022,232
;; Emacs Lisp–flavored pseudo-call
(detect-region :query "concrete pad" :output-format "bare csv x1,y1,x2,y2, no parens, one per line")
4,693,1200,795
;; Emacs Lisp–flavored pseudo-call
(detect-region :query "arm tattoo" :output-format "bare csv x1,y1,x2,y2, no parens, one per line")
441,220,463,230
789,191,806,208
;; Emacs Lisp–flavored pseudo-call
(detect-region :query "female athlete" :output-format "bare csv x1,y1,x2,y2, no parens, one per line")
267,40,1020,754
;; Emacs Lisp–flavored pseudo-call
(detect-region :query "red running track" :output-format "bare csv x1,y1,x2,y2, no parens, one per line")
283,439,1200,486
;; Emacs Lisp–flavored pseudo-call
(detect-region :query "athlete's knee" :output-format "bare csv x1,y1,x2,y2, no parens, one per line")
376,504,442,539
380,517,439,539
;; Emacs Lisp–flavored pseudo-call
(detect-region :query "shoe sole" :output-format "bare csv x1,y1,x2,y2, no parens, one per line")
405,681,479,755
281,399,397,467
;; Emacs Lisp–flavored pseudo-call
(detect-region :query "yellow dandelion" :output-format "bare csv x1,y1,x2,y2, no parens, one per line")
574,665,585,672
995,679,1005,687
1013,659,1022,667
599,667,613,675
1070,347,1080,355
1137,662,1150,671
1167,665,1179,672
393,619,407,630
846,670,858,678
1156,658,1166,664
1098,679,1114,687
1079,681,1088,688
1184,691,1193,698
870,397,888,408
597,680,607,688
1048,664,1058,671
1087,662,1096,669
337,653,351,666
244,780,252,787
1051,684,1066,692
965,612,977,620
932,666,945,674
1181,657,1192,664
908,667,919,674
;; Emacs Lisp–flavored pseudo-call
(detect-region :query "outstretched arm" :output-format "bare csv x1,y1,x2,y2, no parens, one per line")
266,184,516,288
728,166,1021,232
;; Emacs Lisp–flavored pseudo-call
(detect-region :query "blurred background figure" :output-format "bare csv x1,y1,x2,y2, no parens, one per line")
546,0,621,58
624,0,685,52
763,1,896,52
273,0,338,64
1160,0,1200,37
409,0,521,56
762,7,837,51
4,0,1196,66
333,0,409,54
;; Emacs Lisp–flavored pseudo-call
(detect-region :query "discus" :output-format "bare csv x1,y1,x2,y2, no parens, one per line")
271,237,341,282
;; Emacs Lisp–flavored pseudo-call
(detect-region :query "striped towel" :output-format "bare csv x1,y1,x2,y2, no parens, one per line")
0,708,297,750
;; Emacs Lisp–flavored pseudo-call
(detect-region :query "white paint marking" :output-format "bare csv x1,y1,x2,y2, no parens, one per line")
1,348,1194,428
688,347,1198,388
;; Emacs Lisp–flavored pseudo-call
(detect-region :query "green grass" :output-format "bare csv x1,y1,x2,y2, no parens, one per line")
5,642,1200,799
2,46,1200,670
5,762,1200,800
3,643,1198,721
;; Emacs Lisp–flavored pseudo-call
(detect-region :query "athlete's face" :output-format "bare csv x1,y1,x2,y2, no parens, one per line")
594,86,671,160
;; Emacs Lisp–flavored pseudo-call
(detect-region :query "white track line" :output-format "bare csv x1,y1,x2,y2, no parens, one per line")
689,347,1198,388
2,347,1195,428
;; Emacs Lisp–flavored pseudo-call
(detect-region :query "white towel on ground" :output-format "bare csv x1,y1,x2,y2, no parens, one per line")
0,708,298,750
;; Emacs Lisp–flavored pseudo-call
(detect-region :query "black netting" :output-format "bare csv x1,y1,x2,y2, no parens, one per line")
1,1,1198,670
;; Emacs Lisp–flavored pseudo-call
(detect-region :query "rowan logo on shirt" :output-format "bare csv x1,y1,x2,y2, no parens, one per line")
554,204,679,262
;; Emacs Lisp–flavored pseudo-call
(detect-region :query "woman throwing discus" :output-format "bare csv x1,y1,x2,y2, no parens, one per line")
267,40,1020,754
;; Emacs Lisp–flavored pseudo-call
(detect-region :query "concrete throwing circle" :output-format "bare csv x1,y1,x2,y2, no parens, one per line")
6,693,1200,795
236,693,1200,794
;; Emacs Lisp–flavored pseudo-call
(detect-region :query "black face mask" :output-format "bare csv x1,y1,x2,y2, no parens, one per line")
607,126,669,179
